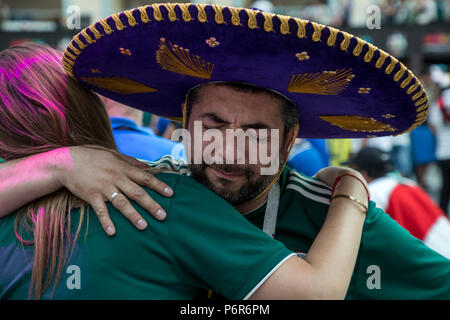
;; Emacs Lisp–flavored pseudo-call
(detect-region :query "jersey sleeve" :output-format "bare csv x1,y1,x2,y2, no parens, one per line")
347,201,450,299
167,174,295,300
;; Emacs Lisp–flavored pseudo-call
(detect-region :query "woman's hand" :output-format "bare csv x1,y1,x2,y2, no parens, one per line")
52,146,174,235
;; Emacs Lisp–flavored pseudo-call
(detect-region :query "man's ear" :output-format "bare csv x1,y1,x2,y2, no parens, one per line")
282,127,296,160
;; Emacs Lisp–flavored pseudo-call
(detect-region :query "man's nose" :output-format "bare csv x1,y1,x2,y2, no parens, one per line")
219,130,247,165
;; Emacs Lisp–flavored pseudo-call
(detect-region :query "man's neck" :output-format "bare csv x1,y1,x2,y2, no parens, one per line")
234,193,269,214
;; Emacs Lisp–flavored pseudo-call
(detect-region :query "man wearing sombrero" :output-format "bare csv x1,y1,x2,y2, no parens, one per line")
0,3,448,299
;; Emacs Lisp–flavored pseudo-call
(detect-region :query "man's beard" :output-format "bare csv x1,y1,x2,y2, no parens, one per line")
189,163,277,206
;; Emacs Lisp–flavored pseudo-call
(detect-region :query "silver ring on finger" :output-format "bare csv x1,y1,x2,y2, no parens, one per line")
109,191,121,203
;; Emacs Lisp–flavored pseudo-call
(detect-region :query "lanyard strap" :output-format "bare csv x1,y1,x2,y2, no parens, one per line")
262,182,280,238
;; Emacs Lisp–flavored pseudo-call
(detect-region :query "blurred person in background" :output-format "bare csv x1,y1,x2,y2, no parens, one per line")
357,135,414,178
102,96,184,162
410,121,437,189
347,147,450,258
411,74,438,190
429,87,450,215
327,138,352,166
287,139,329,176
155,117,183,141
414,0,439,24
391,133,413,178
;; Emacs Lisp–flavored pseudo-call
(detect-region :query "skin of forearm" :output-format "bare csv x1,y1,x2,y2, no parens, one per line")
304,176,367,299
0,148,68,217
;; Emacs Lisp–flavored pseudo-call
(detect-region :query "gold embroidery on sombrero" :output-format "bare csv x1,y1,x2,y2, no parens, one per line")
81,76,157,95
418,102,429,113
67,42,81,55
319,115,397,132
179,3,193,22
375,51,388,69
358,88,371,94
152,4,164,21
407,77,420,95
98,18,113,34
137,6,151,23
400,71,413,88
312,23,325,42
63,56,75,67
205,37,220,48
120,48,132,56
123,9,138,26
385,57,399,75
229,7,241,26
412,87,425,101
340,31,352,51
363,43,377,63
80,28,95,44
156,38,214,79
415,97,427,107
382,114,395,119
111,13,126,31
90,68,101,74
288,68,354,95
295,19,307,38
163,3,178,22
211,5,225,24
73,35,87,50
327,27,339,46
352,38,365,57
64,50,77,61
278,15,290,35
195,4,208,22
89,25,102,40
245,8,258,29
417,109,428,118
393,63,406,81
296,52,310,61
262,12,275,32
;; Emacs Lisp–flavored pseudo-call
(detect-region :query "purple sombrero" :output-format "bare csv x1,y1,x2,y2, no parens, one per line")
63,3,428,139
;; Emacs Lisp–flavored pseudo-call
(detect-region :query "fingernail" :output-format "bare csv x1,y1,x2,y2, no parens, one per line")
137,219,147,229
106,226,115,236
156,209,166,220
164,187,173,196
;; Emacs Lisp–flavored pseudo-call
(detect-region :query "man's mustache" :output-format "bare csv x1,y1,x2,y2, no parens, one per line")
205,164,255,177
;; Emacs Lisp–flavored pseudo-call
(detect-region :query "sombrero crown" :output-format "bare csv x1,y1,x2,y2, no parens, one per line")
63,3,428,138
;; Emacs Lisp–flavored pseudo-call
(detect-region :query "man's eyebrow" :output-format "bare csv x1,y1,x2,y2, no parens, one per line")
200,113,271,130
200,113,228,124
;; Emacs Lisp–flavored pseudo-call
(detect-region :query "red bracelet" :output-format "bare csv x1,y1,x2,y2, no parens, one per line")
331,173,370,202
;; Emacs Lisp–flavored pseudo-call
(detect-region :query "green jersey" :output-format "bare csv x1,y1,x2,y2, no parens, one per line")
0,171,294,299
151,156,450,299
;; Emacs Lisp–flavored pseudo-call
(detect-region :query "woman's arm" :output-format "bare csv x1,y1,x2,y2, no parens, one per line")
0,146,173,235
251,169,368,299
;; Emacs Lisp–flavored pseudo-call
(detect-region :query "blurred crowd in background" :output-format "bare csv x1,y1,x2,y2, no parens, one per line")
0,0,449,217
270,0,450,28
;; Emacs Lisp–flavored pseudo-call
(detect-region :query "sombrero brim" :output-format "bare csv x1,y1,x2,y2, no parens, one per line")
63,3,428,138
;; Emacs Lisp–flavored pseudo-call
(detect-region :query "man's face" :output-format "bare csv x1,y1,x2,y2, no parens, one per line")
185,84,288,205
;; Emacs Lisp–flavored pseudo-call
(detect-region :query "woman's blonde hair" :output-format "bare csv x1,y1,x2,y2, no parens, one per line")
0,43,117,299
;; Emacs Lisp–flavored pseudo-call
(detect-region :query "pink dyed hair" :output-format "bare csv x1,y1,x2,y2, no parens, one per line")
0,43,117,299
